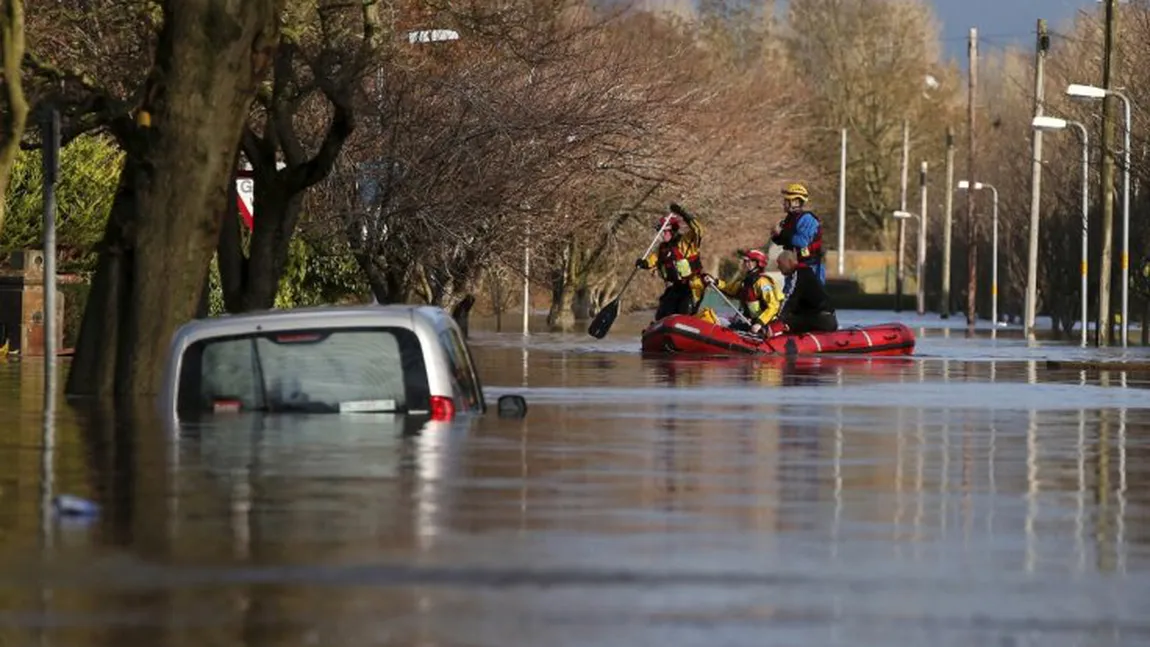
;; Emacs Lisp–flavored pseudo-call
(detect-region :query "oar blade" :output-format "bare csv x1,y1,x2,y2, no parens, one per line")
587,299,621,339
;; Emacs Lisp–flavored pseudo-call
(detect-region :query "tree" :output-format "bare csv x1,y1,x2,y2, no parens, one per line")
330,1,667,314
65,0,284,400
0,0,29,238
217,0,380,313
540,4,809,327
785,0,960,250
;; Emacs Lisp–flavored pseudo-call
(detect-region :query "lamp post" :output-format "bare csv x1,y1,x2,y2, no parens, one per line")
1066,83,1133,346
892,208,926,316
838,127,847,276
1032,115,1090,348
957,181,998,326
810,126,849,276
917,161,928,315
893,76,942,312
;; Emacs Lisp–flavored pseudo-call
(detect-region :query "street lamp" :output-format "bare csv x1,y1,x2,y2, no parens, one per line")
837,127,847,276
894,75,942,312
957,180,999,327
1066,82,1133,346
891,208,926,315
810,127,849,276
1032,115,1090,348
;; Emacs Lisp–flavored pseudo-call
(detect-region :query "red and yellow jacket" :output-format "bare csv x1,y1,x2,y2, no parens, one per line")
716,270,782,326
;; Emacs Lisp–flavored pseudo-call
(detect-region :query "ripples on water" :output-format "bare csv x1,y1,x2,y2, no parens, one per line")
0,311,1147,646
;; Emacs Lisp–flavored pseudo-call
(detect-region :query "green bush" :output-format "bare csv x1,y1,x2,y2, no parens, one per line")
3,134,122,275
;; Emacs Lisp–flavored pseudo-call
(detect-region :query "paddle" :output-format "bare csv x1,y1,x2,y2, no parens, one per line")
587,217,673,339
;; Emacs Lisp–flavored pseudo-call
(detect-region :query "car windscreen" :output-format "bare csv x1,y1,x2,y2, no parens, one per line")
177,327,431,417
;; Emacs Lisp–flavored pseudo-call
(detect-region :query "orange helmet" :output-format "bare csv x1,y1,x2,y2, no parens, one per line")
742,249,769,268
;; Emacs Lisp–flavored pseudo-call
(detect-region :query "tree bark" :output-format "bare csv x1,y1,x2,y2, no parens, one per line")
216,17,362,315
218,106,353,312
0,0,29,237
66,0,283,400
66,148,140,399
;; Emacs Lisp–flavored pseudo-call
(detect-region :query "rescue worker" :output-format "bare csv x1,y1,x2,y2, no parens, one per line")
766,250,838,336
636,203,705,321
770,182,826,291
702,249,782,336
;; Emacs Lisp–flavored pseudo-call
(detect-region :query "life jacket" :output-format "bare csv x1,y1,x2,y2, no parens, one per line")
776,211,824,263
740,272,770,318
657,239,702,284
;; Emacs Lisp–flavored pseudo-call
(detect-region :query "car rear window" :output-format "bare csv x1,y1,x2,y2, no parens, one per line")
176,327,430,417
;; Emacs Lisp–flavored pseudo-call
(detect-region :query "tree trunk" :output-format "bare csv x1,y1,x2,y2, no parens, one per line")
0,0,29,237
215,165,309,313
485,269,505,332
66,0,283,400
65,150,140,399
222,66,355,314
449,294,476,339
1142,300,1149,346
356,253,408,304
238,174,302,311
548,240,576,332
548,280,576,331
572,286,593,320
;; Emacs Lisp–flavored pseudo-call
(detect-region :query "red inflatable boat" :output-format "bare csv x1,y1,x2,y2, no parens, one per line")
640,314,915,356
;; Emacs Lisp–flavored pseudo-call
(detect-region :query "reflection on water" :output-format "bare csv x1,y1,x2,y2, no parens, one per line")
0,330,1147,646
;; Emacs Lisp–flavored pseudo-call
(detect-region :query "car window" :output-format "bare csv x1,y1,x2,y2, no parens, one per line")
438,328,484,412
177,327,431,417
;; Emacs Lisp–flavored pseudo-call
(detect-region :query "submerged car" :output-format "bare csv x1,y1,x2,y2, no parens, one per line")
159,304,525,424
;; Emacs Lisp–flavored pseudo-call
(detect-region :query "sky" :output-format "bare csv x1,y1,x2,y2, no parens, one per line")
643,0,1102,65
931,0,1097,64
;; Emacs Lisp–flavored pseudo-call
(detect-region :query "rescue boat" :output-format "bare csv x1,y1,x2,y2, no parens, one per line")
640,314,915,357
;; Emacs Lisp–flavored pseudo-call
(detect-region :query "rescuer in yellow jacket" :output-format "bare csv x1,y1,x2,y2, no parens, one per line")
702,248,782,335
637,203,706,320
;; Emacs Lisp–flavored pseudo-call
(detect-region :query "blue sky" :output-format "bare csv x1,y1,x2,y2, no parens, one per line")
646,1,1103,64
931,0,1097,63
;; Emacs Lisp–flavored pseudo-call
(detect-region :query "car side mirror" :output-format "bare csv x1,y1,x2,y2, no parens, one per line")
496,394,528,418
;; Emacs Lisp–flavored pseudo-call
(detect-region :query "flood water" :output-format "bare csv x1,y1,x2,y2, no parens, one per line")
0,310,1148,646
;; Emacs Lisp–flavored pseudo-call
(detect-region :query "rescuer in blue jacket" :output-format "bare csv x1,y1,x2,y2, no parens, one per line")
770,182,826,293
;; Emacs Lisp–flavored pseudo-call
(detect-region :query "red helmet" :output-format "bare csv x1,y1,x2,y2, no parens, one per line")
741,249,768,268
655,214,682,231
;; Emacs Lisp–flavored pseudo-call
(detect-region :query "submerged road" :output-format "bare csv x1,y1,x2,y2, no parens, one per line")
0,309,1145,646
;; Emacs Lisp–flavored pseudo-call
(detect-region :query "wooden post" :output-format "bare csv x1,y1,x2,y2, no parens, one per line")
1097,0,1118,346
966,28,978,328
942,128,955,317
1024,20,1048,341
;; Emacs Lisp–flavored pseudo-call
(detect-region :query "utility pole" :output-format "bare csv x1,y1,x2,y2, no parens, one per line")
1097,0,1118,347
917,161,928,315
966,28,978,328
896,119,909,312
837,127,847,276
1024,19,1049,342
942,128,955,318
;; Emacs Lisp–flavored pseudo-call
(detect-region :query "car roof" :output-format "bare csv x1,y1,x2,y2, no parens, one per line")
170,304,455,346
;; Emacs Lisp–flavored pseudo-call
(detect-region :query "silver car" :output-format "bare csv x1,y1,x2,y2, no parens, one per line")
159,304,522,424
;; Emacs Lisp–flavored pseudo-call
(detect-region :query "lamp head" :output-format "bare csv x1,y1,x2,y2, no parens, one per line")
1066,83,1107,100
1032,116,1069,131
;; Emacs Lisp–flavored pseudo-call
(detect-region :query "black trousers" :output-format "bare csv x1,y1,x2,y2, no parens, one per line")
655,283,696,320
781,310,838,334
